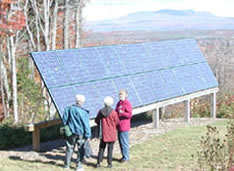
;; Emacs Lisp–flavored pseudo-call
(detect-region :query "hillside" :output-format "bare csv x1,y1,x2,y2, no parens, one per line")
85,9,234,32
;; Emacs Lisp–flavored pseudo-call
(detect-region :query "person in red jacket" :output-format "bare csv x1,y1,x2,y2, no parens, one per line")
95,96,119,168
115,89,132,163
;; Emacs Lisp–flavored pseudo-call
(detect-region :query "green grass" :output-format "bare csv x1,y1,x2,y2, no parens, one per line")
107,120,228,171
0,159,65,171
0,120,228,171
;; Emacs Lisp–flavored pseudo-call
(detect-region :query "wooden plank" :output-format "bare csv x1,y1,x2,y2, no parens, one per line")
25,119,61,132
32,127,40,151
35,118,62,129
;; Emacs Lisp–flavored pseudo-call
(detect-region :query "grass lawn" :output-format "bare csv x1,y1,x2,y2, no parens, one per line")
0,120,228,171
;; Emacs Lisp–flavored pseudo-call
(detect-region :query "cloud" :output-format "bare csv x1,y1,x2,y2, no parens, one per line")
181,0,234,17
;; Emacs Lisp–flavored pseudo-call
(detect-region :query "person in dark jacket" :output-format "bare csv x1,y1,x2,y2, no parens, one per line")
95,96,119,168
62,94,91,171
115,89,132,163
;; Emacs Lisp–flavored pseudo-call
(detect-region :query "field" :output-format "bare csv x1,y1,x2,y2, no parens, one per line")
0,119,229,171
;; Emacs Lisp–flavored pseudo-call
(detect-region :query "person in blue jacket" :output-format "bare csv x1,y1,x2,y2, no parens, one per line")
62,94,91,171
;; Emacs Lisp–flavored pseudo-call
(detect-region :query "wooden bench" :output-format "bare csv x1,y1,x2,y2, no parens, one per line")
25,119,62,151
25,119,96,151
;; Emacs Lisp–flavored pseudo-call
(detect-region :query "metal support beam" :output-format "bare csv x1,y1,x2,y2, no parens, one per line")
153,108,159,128
133,87,219,115
185,99,190,122
211,92,216,118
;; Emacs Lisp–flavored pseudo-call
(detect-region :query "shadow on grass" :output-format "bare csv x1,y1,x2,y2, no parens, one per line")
7,140,67,169
8,155,65,168
83,155,120,168
10,139,66,152
8,153,121,169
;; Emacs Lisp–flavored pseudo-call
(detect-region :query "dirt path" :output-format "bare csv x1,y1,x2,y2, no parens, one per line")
0,118,221,167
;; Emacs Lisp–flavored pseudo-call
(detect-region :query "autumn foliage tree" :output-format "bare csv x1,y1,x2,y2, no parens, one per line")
0,0,25,34
0,0,89,125
0,0,25,124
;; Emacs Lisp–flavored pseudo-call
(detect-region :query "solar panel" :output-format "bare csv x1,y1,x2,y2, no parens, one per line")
31,39,218,119
130,73,156,104
113,77,142,107
146,71,169,101
159,69,185,98
74,83,102,115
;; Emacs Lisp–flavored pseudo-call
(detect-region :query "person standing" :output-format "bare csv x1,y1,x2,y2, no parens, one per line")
95,96,119,168
115,89,132,163
62,94,91,171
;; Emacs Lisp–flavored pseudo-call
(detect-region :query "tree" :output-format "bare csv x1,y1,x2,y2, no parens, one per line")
63,0,89,49
0,0,89,124
0,0,25,124
24,0,89,120
63,0,70,49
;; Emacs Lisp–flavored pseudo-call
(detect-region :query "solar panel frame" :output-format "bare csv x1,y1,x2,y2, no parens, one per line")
30,39,218,119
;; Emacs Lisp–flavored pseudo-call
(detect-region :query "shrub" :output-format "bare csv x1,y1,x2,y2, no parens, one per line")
190,93,234,119
197,125,229,170
227,117,234,169
0,123,62,150
191,98,210,118
217,94,234,118
0,124,32,149
196,114,234,170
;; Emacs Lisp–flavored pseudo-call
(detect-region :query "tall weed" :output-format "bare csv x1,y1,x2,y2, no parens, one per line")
196,114,234,170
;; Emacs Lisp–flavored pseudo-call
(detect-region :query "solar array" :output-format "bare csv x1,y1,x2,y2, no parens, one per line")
30,39,218,119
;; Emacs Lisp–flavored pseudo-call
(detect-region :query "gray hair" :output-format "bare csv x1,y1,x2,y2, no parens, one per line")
119,89,128,97
76,94,86,105
104,96,114,106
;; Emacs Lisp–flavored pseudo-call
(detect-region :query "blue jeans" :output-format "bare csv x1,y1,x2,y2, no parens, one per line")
118,131,129,161
65,134,85,169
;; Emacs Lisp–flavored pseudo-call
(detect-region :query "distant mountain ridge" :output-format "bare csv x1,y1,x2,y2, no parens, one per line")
86,9,234,32
153,9,213,16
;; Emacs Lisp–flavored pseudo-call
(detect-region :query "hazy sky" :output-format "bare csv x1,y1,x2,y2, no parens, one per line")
83,0,234,21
